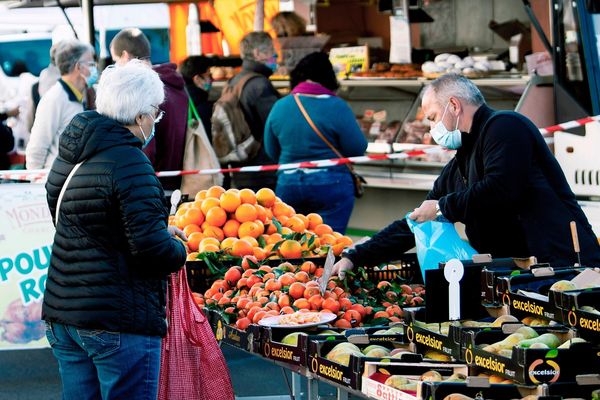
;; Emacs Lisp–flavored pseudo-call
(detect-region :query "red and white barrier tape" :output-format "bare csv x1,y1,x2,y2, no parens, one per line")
2,114,599,183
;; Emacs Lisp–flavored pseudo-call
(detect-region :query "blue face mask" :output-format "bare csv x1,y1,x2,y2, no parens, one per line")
203,81,212,92
85,66,98,87
265,54,278,73
430,102,462,150
139,116,156,149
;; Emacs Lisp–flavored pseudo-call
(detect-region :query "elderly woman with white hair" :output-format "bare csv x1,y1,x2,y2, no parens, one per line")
43,60,187,400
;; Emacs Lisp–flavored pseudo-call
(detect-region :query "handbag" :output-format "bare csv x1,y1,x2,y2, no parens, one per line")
158,267,234,400
180,99,224,197
293,94,367,198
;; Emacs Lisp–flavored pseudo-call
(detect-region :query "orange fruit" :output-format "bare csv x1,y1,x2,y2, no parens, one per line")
200,197,221,216
236,317,252,330
334,319,352,329
295,271,310,283
200,237,220,247
223,219,241,238
206,185,226,199
285,216,306,233
350,304,367,318
373,311,391,319
303,286,320,299
256,188,276,208
280,306,294,314
183,224,201,237
238,221,261,238
224,267,242,285
293,298,310,310
272,202,293,218
280,227,293,235
255,205,268,223
203,226,224,241
267,233,283,245
253,247,268,261
205,207,227,227
194,190,208,202
320,234,337,246
186,252,200,261
239,188,257,204
254,220,265,235
220,191,241,213
277,294,291,308
313,223,333,237
264,278,282,292
235,203,258,223
200,243,220,253
230,239,254,257
300,261,317,274
343,309,362,324
278,272,296,287
240,236,259,247
332,242,346,256
183,207,205,226
187,232,205,252
308,294,324,310
288,282,306,300
220,237,238,252
306,213,323,230
339,297,353,311
279,240,302,259
322,298,341,314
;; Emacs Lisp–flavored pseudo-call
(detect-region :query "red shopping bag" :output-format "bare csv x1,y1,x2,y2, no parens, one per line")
158,267,235,400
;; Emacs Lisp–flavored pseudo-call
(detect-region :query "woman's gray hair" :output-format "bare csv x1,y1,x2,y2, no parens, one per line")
95,60,164,125
240,32,274,60
54,40,94,75
426,73,485,107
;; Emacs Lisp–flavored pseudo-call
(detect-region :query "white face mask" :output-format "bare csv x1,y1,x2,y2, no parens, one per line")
430,102,462,150
139,114,156,149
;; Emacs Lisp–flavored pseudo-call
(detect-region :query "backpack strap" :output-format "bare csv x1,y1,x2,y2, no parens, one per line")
55,161,84,224
230,72,262,98
293,94,356,175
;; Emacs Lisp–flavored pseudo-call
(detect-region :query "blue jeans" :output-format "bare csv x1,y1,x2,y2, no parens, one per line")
45,322,161,400
276,169,355,233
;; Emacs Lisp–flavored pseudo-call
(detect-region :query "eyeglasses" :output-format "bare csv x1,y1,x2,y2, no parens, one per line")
151,105,165,123
79,61,97,69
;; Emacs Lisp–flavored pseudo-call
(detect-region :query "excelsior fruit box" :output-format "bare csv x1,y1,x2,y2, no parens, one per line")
418,380,539,400
307,339,413,390
462,326,600,385
361,361,468,400
211,310,262,353
554,287,600,343
496,267,584,324
260,324,407,368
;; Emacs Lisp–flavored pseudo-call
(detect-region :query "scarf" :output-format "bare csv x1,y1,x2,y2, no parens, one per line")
291,81,337,97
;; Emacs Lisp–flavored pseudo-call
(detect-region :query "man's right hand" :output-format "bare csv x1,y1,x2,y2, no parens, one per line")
332,257,354,280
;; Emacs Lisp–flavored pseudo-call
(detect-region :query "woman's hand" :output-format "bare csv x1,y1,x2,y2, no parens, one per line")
167,225,187,241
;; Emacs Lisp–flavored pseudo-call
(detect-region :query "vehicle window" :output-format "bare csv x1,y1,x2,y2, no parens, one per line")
0,38,51,76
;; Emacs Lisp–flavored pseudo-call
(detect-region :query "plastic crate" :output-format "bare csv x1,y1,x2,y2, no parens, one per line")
365,253,422,284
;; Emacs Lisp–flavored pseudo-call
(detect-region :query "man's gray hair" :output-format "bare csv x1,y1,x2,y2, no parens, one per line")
240,32,274,60
95,60,164,125
426,73,485,107
55,40,94,75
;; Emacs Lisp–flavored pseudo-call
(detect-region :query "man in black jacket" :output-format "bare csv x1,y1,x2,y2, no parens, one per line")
335,74,600,277
225,31,280,191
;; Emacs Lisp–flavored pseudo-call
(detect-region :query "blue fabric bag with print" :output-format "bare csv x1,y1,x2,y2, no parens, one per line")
406,214,477,279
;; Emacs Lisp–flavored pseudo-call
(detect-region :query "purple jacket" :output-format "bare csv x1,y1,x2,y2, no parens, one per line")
144,63,188,190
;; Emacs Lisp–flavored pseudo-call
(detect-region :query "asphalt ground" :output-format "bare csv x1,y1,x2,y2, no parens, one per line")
0,345,360,400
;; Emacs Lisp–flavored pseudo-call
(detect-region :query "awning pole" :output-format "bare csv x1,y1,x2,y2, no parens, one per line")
81,0,96,47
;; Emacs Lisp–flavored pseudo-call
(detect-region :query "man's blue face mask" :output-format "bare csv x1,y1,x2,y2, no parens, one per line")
430,101,462,150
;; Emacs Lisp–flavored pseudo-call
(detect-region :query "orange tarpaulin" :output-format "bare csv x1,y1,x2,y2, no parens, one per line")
169,0,279,64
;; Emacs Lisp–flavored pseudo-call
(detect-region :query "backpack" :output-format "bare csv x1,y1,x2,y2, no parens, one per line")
211,73,262,163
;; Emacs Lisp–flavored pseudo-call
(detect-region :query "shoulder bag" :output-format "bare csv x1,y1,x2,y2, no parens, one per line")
293,94,367,198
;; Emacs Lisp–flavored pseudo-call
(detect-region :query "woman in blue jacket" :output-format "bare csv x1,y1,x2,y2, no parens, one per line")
264,52,367,233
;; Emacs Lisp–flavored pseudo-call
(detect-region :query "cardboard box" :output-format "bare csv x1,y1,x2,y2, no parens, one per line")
555,288,600,342
307,339,411,390
361,361,468,400
418,380,539,400
463,327,600,385
211,310,262,353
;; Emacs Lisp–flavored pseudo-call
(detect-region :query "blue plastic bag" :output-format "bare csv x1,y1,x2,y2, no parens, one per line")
406,213,477,280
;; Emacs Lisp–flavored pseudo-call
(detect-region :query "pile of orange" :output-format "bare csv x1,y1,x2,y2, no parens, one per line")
191,258,398,329
169,186,354,262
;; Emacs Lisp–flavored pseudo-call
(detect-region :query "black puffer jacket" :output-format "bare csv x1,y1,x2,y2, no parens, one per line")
42,111,187,337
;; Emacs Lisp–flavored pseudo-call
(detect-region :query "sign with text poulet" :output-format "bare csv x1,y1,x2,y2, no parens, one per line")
0,184,54,350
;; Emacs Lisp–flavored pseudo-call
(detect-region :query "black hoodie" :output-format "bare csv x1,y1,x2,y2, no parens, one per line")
43,111,186,337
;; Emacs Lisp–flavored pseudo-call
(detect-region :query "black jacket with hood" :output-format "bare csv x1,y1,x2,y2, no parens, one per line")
42,111,187,337
347,104,600,268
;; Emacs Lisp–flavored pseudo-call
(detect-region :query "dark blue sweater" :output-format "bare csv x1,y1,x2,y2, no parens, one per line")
264,94,367,164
